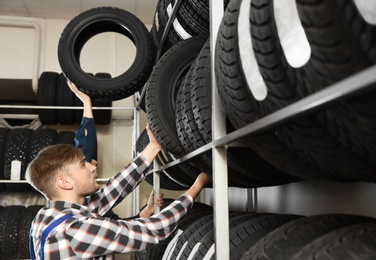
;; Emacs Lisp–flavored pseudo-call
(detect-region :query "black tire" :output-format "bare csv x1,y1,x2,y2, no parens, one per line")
37,71,58,125
58,7,155,100
0,206,10,258
172,212,246,260
56,73,75,125
229,214,303,260
290,222,376,260
195,213,302,260
54,131,75,145
28,128,57,163
215,0,374,182
154,202,213,260
17,205,44,259
249,0,376,182
3,206,25,259
0,128,10,192
92,73,113,125
240,214,375,260
191,38,300,187
170,213,214,260
4,129,33,180
146,36,206,157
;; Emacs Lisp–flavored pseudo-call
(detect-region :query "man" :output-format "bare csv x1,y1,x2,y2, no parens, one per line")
26,96,211,260
68,80,163,219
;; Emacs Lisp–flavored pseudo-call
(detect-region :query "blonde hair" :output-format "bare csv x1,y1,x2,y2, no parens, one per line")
26,144,83,199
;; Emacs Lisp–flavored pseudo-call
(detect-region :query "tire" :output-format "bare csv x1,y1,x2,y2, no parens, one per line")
0,206,10,258
4,129,33,180
17,205,43,259
173,212,246,260
191,38,300,187
28,128,57,163
290,222,376,260
240,214,375,260
0,128,10,192
195,213,302,260
56,73,75,125
58,7,155,100
146,36,206,157
250,0,376,182
3,206,25,259
92,73,113,125
37,71,58,125
54,131,75,145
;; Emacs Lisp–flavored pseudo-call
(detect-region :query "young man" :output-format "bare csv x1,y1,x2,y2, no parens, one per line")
68,80,163,218
26,86,211,259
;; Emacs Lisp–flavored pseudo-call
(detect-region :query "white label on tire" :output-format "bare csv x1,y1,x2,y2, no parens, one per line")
274,0,311,68
167,4,192,40
10,160,21,180
238,0,268,101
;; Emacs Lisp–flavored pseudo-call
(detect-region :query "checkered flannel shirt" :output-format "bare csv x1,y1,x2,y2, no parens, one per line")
29,153,193,259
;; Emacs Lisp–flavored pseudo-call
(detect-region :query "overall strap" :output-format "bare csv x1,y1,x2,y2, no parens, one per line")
29,213,74,260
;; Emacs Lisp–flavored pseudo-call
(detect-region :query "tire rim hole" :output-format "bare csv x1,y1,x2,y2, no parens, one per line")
80,32,136,78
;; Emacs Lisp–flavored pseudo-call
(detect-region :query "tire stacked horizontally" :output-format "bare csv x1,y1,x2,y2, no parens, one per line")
0,128,79,192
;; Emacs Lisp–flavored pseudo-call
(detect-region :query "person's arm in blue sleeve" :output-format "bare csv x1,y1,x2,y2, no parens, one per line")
67,80,97,163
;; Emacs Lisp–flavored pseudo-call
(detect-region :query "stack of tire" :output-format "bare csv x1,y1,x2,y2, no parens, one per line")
214,0,376,183
143,210,376,260
37,71,112,125
0,128,79,192
0,205,44,260
137,0,376,257
143,0,376,187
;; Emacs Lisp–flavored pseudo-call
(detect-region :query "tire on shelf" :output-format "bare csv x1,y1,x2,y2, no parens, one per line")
249,0,376,182
290,222,376,260
215,0,376,182
37,71,58,125
58,7,155,101
17,205,44,259
3,128,33,192
54,131,75,145
194,213,302,260
0,128,10,192
56,73,76,125
92,73,113,125
240,214,376,260
0,206,10,257
146,36,206,157
28,128,57,163
189,38,300,187
3,206,25,259
151,202,213,260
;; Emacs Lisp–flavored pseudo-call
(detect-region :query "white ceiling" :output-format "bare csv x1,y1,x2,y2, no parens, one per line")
0,0,158,24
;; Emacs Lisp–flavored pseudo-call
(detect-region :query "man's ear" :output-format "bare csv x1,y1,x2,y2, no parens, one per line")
56,176,74,190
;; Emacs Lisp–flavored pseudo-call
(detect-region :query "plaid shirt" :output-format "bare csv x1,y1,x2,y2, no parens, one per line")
30,154,193,259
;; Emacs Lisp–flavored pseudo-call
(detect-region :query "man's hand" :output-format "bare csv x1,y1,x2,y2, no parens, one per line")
186,172,211,200
66,80,93,118
67,80,91,104
139,190,164,217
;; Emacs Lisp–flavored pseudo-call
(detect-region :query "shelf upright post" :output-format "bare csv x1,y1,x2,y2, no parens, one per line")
210,0,230,259
132,107,140,217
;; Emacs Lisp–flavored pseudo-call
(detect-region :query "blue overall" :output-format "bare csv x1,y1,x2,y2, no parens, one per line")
29,214,74,260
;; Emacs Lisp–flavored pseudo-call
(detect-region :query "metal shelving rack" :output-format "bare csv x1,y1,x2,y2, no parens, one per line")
150,0,376,258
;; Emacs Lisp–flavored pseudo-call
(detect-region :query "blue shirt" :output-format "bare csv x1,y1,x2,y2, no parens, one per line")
74,117,96,162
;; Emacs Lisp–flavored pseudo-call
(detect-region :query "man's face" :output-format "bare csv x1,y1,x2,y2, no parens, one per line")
68,156,100,197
